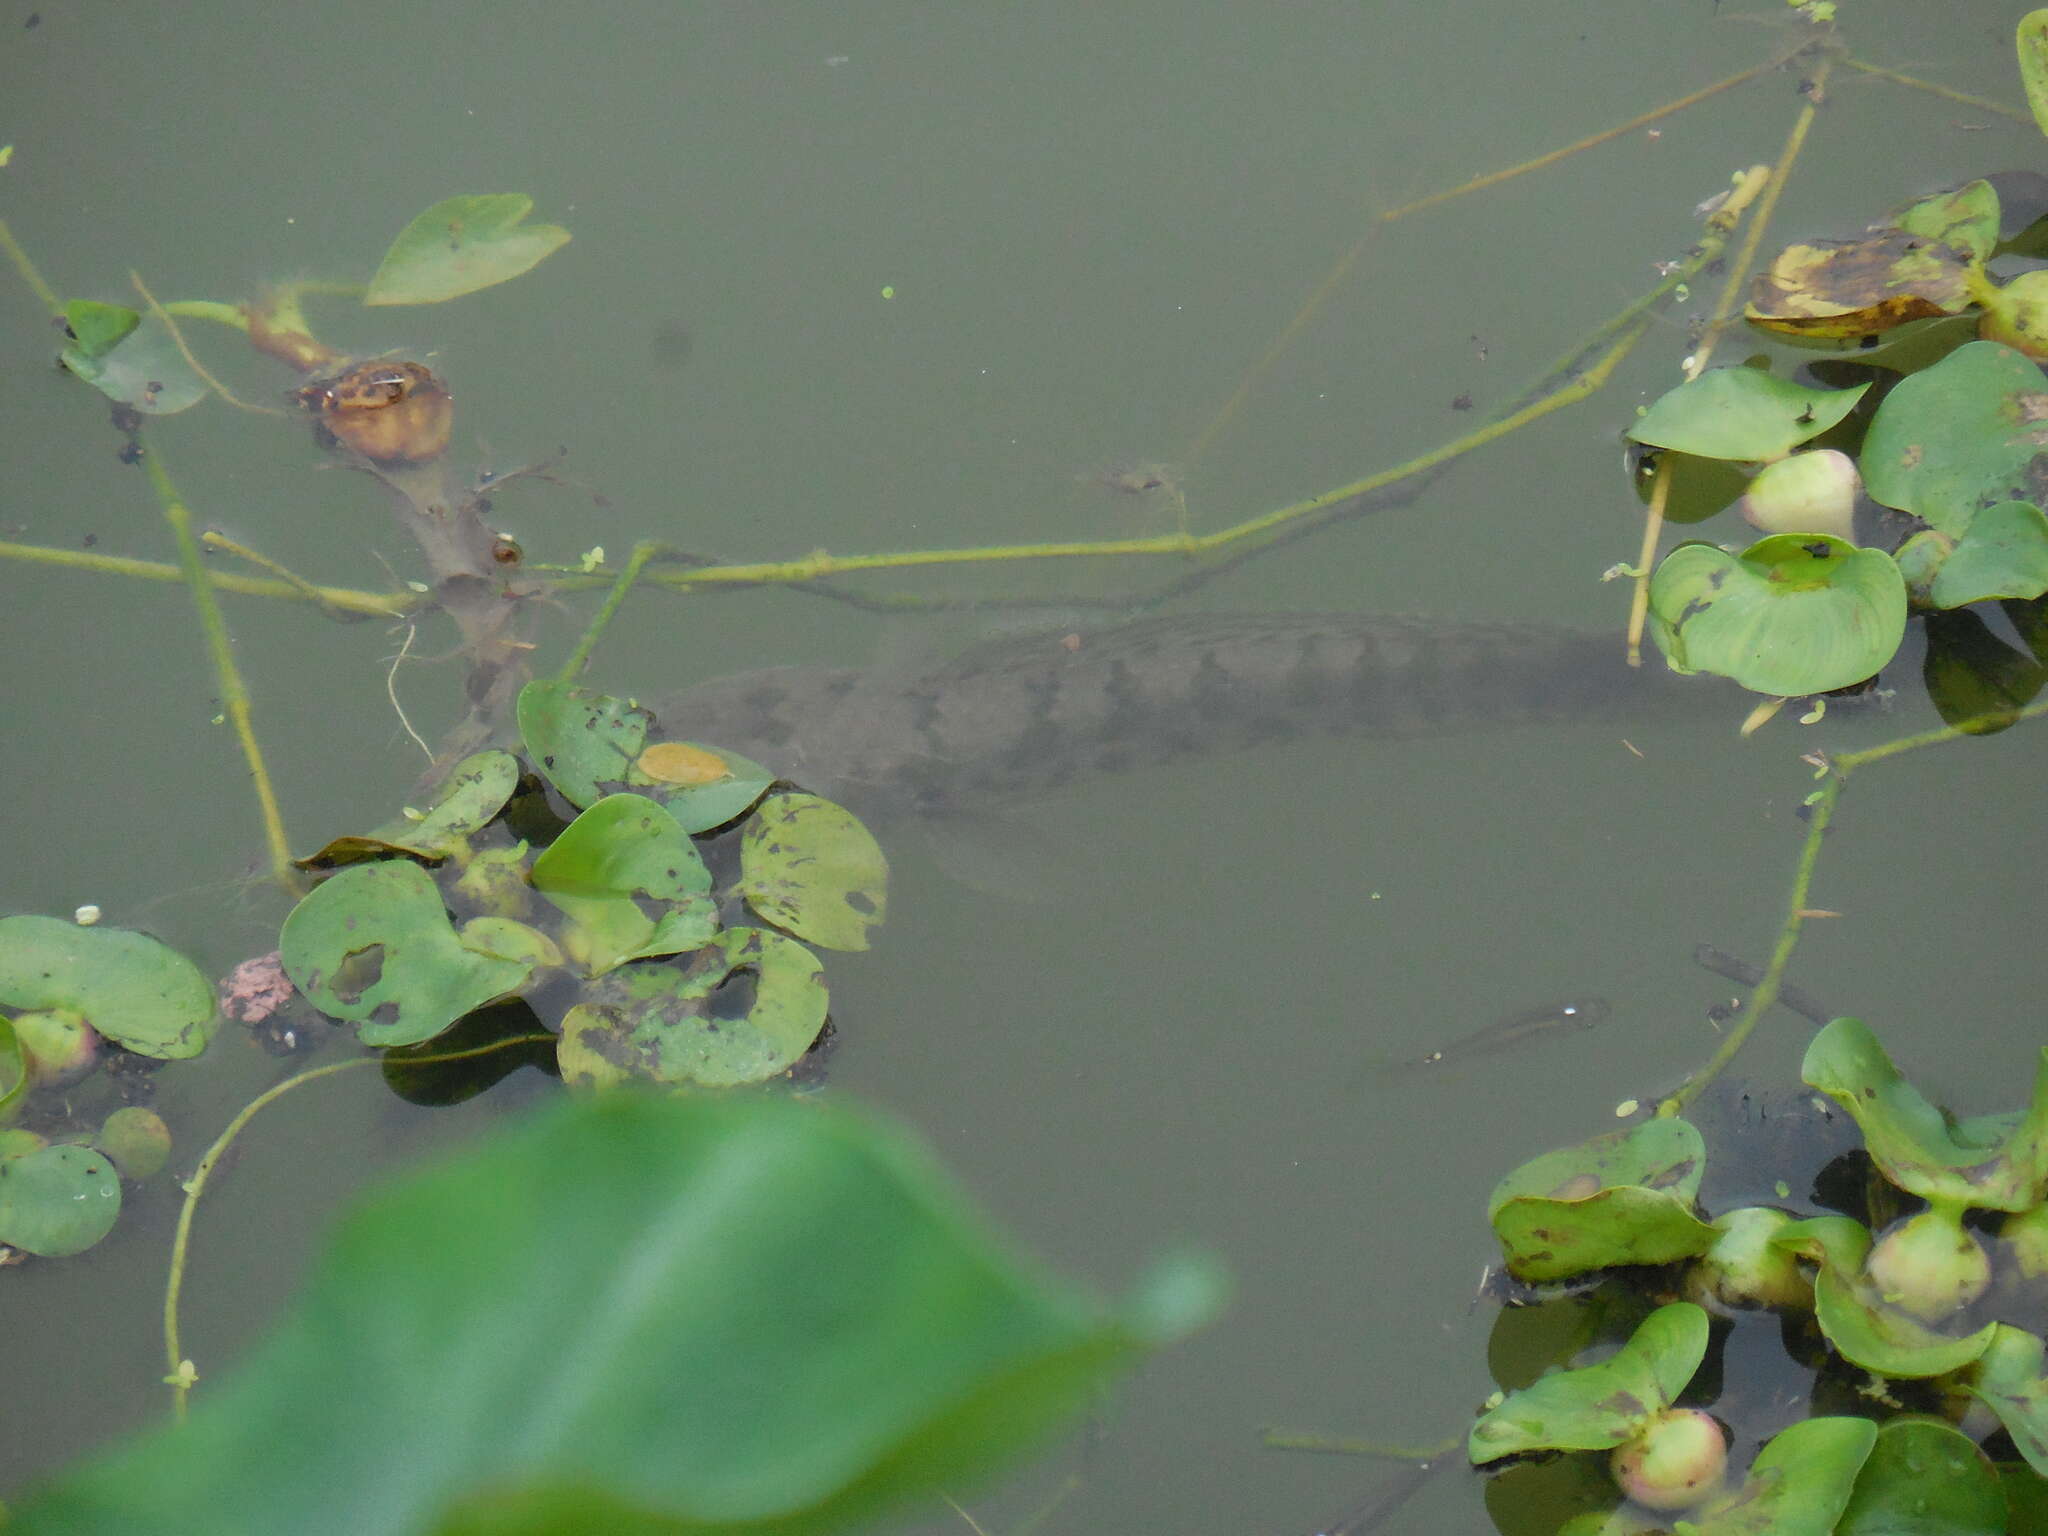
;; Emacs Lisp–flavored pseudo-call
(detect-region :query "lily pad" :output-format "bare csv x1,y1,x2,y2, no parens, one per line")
1968,1323,2048,1480
299,750,521,868
739,793,889,953
559,927,827,1090
1861,340,2048,537
1685,1417,1877,1536
516,680,649,809
629,740,777,833
1468,1301,1706,1463
1648,535,1907,696
1627,367,1867,462
1747,221,1979,342
1834,1416,2003,1536
364,194,571,307
1488,1118,1714,1283
59,305,208,414
456,917,562,972
5,1093,1218,1535
1894,180,2002,267
529,794,718,976
279,861,531,1048
1930,499,2048,607
0,914,213,1060
2025,11,2048,140
62,299,138,359
1802,1018,2048,1211
0,1142,121,1257
1773,1215,1996,1379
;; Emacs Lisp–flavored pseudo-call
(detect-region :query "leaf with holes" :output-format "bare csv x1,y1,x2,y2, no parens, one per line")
559,927,828,1090
279,861,530,1047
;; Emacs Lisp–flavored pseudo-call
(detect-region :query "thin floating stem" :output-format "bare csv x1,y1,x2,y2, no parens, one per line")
0,537,414,615
142,444,295,882
162,1033,556,1420
1659,696,2048,1116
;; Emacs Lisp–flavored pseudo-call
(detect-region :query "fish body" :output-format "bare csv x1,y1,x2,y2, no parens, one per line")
1389,997,1612,1076
654,610,1691,821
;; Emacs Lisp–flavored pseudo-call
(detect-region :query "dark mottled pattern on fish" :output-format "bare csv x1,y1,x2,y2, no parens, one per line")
656,612,1692,818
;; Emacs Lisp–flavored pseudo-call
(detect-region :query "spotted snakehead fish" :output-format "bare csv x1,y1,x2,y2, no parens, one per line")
653,611,1695,820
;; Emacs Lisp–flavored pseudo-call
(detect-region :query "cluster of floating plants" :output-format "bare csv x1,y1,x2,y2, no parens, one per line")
1465,1018,2048,1531
282,680,886,1088
1627,174,2048,725
0,681,887,1261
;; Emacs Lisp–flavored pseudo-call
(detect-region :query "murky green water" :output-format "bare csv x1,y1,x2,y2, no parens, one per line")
4,5,2044,1531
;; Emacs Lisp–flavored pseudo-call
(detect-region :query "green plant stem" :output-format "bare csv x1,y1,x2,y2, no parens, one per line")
158,299,249,331
1660,699,2048,1116
142,445,295,882
649,312,1659,597
0,537,414,614
1841,56,2031,120
1260,1430,1462,1459
199,530,369,618
0,214,61,315
162,1033,556,1419
557,540,671,680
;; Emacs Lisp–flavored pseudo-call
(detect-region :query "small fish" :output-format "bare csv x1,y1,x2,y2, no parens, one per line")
1389,997,1612,1075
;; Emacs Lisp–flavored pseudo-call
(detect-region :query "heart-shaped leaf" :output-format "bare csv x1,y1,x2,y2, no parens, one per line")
365,194,571,306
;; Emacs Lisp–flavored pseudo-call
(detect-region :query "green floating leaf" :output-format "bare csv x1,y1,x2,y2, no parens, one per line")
560,927,826,1090
279,861,530,1048
1834,1416,2003,1536
1686,1417,1877,1536
1922,608,2047,731
530,794,717,976
62,299,138,359
1930,500,2048,607
0,1143,121,1257
1894,180,2003,269
629,739,777,833
95,1106,172,1181
7,1094,1206,1535
1774,1215,1996,1378
1627,367,1867,461
1861,340,2048,537
1802,1018,2048,1211
2002,1460,2048,1530
1488,1118,1715,1283
1968,1323,2048,1480
1648,535,1907,696
455,917,561,972
2022,11,2048,140
364,194,571,306
516,680,648,809
0,914,213,1060
0,1015,24,1127
740,793,890,953
300,749,521,867
59,307,208,413
1469,1301,1706,1464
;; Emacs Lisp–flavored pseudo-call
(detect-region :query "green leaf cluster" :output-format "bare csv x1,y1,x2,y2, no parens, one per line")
1476,1018,2048,1526
1631,177,2048,711
279,684,888,1090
